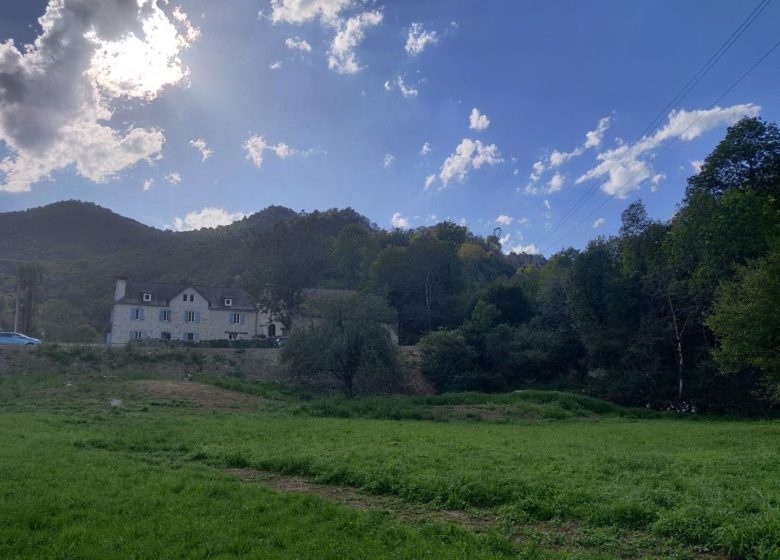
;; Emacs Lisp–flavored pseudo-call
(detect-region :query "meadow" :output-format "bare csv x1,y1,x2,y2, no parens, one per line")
1,371,778,559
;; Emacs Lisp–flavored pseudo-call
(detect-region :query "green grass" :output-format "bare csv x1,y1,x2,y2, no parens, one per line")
0,415,514,560
298,390,658,422
1,372,779,559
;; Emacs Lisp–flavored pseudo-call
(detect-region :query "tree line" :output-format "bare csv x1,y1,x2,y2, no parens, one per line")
3,117,777,412
269,118,779,411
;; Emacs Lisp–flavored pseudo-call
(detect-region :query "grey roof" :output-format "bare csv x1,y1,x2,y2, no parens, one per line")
116,281,256,310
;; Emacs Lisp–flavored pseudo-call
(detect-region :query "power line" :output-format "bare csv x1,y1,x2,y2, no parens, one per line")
531,0,773,251
538,37,780,254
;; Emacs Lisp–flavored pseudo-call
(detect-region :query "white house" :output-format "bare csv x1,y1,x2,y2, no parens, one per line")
108,278,281,344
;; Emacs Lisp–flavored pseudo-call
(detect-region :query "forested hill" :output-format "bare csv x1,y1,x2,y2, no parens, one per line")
0,201,299,262
0,200,532,340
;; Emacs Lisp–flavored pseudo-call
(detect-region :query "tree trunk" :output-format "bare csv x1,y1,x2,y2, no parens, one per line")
344,374,353,398
667,292,685,401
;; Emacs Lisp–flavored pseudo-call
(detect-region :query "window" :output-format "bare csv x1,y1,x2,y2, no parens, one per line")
185,332,196,341
267,324,276,337
160,309,171,321
182,294,187,302
224,298,233,307
228,332,239,341
142,292,152,302
231,312,242,325
160,332,171,341
186,311,197,323
189,294,194,302
131,331,143,339
131,308,143,321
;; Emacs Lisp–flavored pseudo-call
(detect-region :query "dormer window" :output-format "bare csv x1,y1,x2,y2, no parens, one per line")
224,298,233,307
142,292,152,302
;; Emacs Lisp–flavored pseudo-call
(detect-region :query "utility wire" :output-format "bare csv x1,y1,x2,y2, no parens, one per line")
538,37,780,254
531,0,773,251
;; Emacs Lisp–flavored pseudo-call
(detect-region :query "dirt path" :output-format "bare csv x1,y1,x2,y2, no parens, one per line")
225,467,727,560
132,380,265,410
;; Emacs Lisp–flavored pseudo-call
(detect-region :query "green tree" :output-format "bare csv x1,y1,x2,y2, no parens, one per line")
34,299,100,343
687,117,780,198
245,220,328,330
707,250,780,399
16,262,45,335
280,293,400,397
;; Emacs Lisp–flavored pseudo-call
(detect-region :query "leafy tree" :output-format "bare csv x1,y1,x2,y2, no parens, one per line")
245,220,329,330
418,330,480,392
16,262,45,334
280,293,400,397
370,233,469,343
34,299,100,343
707,250,780,399
687,117,780,198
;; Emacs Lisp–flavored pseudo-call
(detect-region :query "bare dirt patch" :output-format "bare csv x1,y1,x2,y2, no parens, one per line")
132,380,265,410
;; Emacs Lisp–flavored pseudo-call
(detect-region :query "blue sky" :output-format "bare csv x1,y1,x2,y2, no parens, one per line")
0,0,778,255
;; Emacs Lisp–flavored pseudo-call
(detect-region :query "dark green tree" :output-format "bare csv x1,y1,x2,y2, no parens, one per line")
707,249,780,400
280,293,400,397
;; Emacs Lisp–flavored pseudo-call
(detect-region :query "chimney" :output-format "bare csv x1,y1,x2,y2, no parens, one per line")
114,278,127,302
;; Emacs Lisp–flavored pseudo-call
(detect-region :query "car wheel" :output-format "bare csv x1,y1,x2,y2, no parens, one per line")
26,342,35,345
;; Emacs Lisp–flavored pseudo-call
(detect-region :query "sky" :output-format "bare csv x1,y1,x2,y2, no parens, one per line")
0,0,778,256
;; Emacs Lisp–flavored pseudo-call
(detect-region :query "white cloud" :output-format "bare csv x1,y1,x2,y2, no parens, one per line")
405,22,438,55
434,138,502,188
171,207,248,231
592,217,606,228
420,142,431,155
495,215,513,226
391,212,410,229
650,173,665,192
285,36,312,52
265,0,354,25
189,138,213,161
549,149,574,168
509,244,540,255
243,134,308,168
584,116,611,149
424,174,436,190
266,1,381,74
469,108,490,131
0,1,197,193
385,75,419,97
327,10,383,74
165,172,181,185
518,217,530,226
577,104,759,198
546,172,565,193
142,178,154,191
690,160,704,173
269,60,283,70
383,153,395,168
524,116,611,192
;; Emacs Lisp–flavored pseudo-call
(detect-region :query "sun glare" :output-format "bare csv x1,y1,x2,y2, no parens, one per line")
88,5,198,100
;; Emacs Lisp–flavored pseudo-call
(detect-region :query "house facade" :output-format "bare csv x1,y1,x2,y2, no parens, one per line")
108,279,281,344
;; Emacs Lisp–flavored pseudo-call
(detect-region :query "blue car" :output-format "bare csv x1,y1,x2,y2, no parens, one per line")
0,332,41,346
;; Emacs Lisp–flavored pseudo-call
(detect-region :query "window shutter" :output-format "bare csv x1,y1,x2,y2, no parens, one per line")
139,308,145,321
228,313,232,325
195,312,201,323
159,309,164,321
239,314,244,325
130,308,135,320
194,332,200,342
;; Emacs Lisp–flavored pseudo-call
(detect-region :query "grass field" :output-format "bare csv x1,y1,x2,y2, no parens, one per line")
1,371,778,559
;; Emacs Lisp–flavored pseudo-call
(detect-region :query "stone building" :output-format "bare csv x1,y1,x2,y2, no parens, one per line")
108,278,281,344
